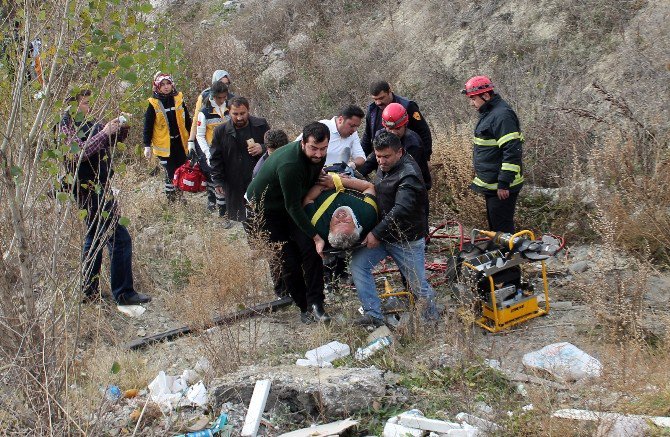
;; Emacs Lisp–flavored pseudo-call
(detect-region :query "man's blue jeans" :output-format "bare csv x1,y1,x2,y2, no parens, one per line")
82,200,135,301
351,238,435,320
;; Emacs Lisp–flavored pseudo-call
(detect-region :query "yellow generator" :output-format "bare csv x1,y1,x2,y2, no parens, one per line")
457,229,562,333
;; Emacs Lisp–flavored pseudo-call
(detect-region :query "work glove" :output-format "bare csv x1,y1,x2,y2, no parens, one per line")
187,140,195,153
143,146,151,159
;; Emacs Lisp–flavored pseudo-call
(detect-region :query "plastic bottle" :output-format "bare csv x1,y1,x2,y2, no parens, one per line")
354,336,392,360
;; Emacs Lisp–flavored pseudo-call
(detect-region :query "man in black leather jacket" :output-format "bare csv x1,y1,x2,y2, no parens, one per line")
349,131,439,328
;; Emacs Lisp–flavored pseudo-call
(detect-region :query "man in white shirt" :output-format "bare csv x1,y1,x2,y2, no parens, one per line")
297,105,366,170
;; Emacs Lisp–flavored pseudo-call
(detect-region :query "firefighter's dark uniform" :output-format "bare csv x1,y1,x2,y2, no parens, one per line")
361,94,432,158
470,94,524,233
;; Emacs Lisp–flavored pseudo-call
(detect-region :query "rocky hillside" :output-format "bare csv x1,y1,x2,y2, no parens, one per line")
175,0,668,188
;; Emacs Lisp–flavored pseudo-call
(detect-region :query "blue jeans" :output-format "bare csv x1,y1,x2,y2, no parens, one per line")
82,200,135,301
351,238,435,320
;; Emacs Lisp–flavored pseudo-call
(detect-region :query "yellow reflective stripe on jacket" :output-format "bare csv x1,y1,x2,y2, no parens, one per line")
364,196,378,214
310,191,339,226
501,163,521,173
148,92,188,157
472,177,498,190
473,174,524,190
497,132,524,146
474,132,524,148
473,137,498,146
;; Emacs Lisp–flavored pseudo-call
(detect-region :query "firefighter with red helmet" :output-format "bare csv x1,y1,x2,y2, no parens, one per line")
359,102,431,236
463,75,524,233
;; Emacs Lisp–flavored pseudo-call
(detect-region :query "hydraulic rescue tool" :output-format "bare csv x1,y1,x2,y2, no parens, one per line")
457,229,562,333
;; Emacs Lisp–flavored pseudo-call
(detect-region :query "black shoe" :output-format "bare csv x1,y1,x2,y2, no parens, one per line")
116,292,152,306
310,303,331,323
300,311,314,324
353,314,385,328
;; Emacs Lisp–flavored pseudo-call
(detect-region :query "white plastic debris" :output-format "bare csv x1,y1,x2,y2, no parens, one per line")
552,408,670,429
522,342,602,382
295,358,333,368
383,421,424,437
241,379,271,437
355,336,392,360
147,370,209,411
278,418,358,436
116,305,146,317
387,410,480,436
185,381,208,407
304,341,350,366
181,369,199,384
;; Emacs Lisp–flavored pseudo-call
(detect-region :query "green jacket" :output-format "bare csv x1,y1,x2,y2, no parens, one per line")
246,141,323,237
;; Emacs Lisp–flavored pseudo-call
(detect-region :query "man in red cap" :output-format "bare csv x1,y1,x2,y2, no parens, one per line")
462,75,524,233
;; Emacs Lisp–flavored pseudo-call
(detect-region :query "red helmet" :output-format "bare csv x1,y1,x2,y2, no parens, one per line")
381,103,409,129
462,75,494,97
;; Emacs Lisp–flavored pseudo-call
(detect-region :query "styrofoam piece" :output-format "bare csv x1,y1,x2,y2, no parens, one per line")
445,425,479,436
116,305,146,317
241,379,272,437
552,408,670,428
455,413,501,432
397,411,461,433
522,342,602,382
304,341,350,366
383,421,425,437
278,418,358,437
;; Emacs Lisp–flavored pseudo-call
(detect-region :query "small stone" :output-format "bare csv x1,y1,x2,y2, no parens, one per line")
569,261,589,273
137,328,146,337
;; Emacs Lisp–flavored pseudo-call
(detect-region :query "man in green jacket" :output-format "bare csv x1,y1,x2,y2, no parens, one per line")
246,122,331,323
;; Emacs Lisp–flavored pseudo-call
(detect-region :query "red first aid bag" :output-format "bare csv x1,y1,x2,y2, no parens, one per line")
173,161,207,193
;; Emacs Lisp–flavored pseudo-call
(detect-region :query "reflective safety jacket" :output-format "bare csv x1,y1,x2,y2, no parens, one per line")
471,94,524,194
196,99,229,159
147,92,188,157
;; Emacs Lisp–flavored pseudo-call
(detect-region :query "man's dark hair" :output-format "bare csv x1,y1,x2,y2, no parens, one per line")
229,96,249,109
302,122,330,144
67,89,91,103
369,80,391,96
338,105,364,120
211,81,229,95
264,129,289,151
373,130,402,152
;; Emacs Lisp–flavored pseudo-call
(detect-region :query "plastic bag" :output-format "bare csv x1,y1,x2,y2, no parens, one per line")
522,342,602,382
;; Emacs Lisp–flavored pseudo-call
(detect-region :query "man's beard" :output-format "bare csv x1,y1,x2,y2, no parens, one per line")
233,119,248,128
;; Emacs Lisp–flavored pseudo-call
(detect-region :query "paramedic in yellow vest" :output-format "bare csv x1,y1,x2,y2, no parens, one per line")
195,81,230,216
187,69,234,149
143,72,192,201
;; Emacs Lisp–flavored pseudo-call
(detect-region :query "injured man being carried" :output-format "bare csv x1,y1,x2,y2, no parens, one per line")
302,173,378,250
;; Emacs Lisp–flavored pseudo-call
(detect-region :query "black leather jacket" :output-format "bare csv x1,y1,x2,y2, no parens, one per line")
371,153,427,243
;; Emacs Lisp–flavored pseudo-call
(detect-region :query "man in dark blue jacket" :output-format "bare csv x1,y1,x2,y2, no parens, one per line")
360,80,432,158
462,75,524,233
